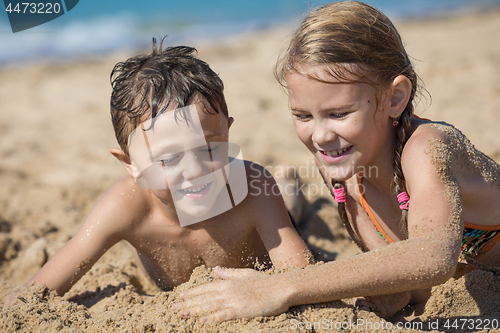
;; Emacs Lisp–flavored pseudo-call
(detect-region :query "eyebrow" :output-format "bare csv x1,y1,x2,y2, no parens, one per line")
150,137,209,156
204,132,227,142
291,104,356,113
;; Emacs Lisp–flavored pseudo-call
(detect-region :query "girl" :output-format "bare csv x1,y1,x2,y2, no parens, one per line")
173,1,500,322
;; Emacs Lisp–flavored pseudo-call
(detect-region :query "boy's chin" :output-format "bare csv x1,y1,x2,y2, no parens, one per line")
177,205,213,218
174,194,218,217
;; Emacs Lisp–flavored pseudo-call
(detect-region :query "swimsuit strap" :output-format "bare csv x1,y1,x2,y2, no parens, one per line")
412,114,431,121
357,174,395,244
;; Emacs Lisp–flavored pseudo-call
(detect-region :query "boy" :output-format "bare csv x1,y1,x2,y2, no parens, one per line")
5,41,311,305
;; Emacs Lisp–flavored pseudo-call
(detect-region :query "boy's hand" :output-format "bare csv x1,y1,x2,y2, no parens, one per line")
172,266,290,323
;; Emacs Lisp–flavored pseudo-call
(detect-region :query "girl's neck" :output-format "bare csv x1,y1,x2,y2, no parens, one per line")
361,129,398,192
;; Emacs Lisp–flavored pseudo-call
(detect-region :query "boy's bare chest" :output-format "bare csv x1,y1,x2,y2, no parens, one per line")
127,213,267,285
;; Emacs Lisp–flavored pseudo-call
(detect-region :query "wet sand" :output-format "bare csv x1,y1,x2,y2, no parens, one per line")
1,8,500,332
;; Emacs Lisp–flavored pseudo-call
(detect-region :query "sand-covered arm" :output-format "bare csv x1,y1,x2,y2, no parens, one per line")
4,177,143,306
172,128,463,323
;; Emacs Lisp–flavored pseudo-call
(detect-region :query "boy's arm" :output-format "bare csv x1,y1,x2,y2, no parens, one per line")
246,163,313,269
5,177,143,305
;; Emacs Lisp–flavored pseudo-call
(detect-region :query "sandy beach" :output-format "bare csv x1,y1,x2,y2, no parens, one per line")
1,7,500,332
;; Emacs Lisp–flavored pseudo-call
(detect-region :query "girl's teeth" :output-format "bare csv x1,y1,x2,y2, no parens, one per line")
182,184,208,193
324,147,349,156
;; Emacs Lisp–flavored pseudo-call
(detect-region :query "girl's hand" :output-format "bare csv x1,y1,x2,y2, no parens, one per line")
3,288,24,307
172,266,291,323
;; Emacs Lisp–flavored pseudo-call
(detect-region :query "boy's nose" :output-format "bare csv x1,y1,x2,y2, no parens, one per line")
312,120,337,146
180,151,209,180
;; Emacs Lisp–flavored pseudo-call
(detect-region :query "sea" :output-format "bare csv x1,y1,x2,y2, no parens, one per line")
1,0,500,65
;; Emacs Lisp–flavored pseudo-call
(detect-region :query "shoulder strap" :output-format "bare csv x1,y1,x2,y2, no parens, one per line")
357,174,395,244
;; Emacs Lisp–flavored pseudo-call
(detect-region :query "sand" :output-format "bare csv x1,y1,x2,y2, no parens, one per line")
1,8,500,333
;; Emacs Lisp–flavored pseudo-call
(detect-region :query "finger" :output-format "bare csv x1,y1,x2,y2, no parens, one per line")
200,308,238,324
214,266,231,279
181,301,221,318
173,290,221,311
178,281,219,299
172,294,207,311
175,297,225,319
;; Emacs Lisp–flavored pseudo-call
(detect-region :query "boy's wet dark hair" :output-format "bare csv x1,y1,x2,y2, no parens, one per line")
110,39,228,155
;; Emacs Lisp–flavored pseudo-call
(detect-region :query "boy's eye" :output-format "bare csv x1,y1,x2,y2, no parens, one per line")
201,144,219,153
160,155,180,165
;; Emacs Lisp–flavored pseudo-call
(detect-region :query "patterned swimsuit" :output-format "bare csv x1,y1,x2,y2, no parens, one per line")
357,174,500,257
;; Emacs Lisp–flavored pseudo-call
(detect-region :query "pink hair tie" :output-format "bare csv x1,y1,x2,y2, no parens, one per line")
333,187,346,203
397,192,410,210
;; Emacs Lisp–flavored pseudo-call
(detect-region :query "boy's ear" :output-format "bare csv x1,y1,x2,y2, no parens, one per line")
228,116,234,129
110,148,138,179
388,75,412,118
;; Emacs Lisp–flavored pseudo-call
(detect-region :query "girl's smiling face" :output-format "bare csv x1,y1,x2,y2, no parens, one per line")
286,64,395,182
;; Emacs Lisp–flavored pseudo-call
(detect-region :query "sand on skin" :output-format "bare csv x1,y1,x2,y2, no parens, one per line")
1,8,500,333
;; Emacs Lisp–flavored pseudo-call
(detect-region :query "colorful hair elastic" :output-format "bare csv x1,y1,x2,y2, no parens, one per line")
397,192,410,210
333,187,346,203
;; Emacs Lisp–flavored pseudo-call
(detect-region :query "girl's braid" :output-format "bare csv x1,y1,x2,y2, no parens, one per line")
392,104,414,234
333,181,369,252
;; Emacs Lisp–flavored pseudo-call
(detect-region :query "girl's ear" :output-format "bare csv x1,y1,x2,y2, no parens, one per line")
110,148,139,179
388,75,412,118
228,116,235,129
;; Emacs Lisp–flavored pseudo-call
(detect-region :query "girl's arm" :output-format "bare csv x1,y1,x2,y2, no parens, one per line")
173,130,462,323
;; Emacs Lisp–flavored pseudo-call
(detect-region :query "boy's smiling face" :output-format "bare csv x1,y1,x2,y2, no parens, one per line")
127,100,237,225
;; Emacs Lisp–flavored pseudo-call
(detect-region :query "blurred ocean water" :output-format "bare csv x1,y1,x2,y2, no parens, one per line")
1,0,500,64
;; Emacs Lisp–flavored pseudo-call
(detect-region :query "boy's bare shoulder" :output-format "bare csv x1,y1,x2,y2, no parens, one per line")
243,160,276,195
95,176,152,228
244,160,273,181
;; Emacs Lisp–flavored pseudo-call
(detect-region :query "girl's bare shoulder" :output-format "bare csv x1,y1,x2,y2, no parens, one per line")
407,119,455,148
401,120,464,165
399,120,462,185
403,119,498,180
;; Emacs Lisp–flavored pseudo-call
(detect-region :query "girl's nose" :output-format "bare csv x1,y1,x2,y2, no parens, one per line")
180,151,209,180
312,120,337,146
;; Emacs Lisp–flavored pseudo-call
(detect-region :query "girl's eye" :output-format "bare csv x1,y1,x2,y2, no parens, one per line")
332,112,348,119
293,114,311,121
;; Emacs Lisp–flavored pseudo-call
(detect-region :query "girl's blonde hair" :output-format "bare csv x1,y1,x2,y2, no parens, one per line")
276,1,422,248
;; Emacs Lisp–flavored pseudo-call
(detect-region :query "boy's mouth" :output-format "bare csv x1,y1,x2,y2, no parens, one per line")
178,182,212,199
319,146,352,163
